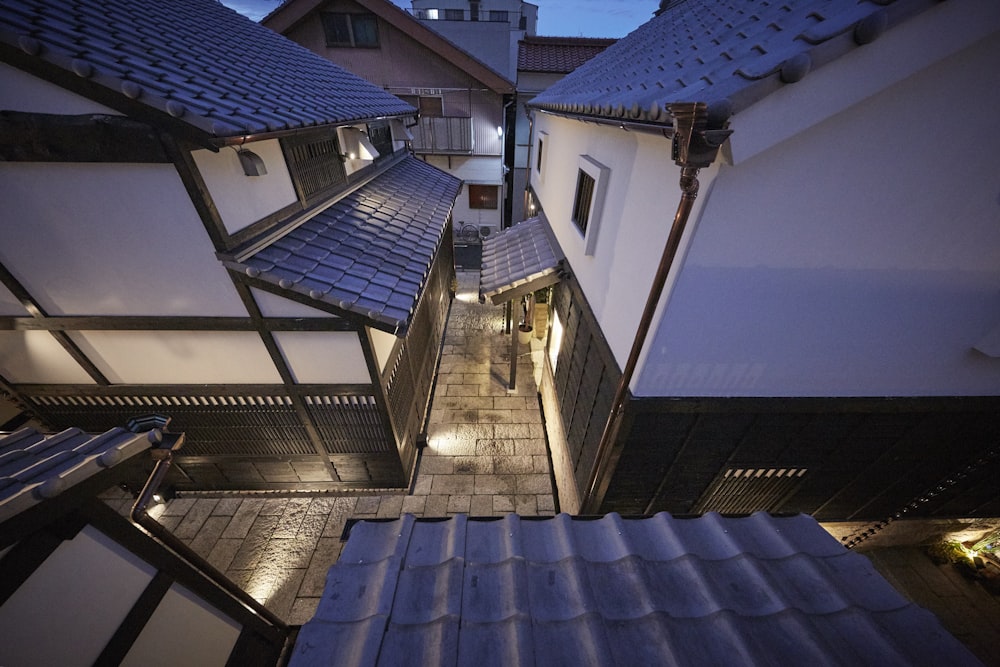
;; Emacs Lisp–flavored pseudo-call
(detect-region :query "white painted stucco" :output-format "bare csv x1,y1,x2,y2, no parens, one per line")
121,583,240,667
250,286,335,317
0,162,249,316
273,331,371,384
424,155,502,231
0,330,97,384
0,62,119,115
70,331,283,384
638,18,1000,397
0,281,28,316
0,525,155,667
368,326,399,374
532,0,1000,399
191,139,298,235
529,112,716,370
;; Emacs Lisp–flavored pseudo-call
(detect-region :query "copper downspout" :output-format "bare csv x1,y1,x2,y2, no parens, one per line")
130,431,289,632
580,102,731,514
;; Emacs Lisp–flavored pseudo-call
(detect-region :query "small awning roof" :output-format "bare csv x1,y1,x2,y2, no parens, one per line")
479,216,565,305
224,156,461,335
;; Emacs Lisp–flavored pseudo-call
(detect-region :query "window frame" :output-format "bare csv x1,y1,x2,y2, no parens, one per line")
321,12,380,48
468,184,499,210
570,155,610,256
535,131,548,178
281,130,348,205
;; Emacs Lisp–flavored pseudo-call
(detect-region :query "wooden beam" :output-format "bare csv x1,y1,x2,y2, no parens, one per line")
0,111,171,163
0,260,110,385
1,316,355,332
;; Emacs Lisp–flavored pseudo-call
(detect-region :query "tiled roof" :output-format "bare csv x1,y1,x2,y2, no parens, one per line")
227,156,461,335
530,0,933,125
0,0,416,142
290,512,980,666
479,216,565,305
518,36,616,74
0,427,151,524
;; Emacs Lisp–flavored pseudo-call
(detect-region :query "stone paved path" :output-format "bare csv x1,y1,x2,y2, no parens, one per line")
107,270,555,624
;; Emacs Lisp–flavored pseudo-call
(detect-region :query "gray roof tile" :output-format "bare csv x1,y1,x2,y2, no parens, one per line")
0,0,416,141
0,426,151,523
227,156,461,335
480,216,565,305
290,512,980,666
530,0,933,125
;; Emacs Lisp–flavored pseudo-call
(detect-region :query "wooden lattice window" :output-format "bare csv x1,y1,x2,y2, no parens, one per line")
283,132,347,202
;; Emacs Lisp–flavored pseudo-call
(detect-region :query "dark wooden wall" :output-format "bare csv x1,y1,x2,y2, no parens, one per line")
549,278,620,496
605,397,1000,521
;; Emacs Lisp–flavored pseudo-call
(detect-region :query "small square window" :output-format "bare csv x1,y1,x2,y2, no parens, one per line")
570,155,609,256
571,170,595,235
469,184,499,209
489,10,509,22
535,130,548,180
445,9,464,20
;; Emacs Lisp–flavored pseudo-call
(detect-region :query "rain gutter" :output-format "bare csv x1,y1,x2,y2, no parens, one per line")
129,426,289,633
580,102,732,514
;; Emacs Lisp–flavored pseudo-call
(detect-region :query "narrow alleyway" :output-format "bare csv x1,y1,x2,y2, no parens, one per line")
104,269,555,623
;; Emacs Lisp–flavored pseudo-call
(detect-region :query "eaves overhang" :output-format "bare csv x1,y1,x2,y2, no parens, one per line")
527,0,941,130
221,155,461,336
480,216,566,306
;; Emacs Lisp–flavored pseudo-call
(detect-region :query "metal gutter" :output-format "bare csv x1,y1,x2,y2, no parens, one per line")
129,427,289,632
533,108,676,139
580,102,731,514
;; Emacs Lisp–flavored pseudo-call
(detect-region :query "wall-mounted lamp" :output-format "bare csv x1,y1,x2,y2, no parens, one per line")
497,125,504,138
237,148,267,177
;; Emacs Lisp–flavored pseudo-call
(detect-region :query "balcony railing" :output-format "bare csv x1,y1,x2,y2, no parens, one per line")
410,116,473,153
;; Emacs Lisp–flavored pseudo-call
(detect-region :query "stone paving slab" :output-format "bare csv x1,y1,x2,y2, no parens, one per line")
136,270,556,625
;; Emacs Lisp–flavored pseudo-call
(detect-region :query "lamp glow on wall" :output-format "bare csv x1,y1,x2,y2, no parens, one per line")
236,147,267,176
343,126,380,161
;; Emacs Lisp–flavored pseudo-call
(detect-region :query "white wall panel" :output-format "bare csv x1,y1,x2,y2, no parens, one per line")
0,282,28,316
191,140,298,235
274,331,371,384
0,62,118,115
368,327,399,374
637,30,1000,397
250,287,334,318
0,526,155,667
70,331,282,384
0,163,249,316
0,331,96,384
121,583,240,667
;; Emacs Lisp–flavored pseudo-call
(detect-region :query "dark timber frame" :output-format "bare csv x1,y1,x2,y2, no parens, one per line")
0,106,451,491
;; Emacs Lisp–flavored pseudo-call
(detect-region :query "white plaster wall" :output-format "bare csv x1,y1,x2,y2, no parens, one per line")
728,0,1000,165
70,331,282,384
250,287,335,317
0,525,155,667
368,326,399,374
636,28,1000,397
424,155,503,230
273,331,371,384
528,112,715,370
0,163,249,316
191,140,298,235
121,583,240,667
0,282,28,316
0,331,97,384
0,62,119,115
